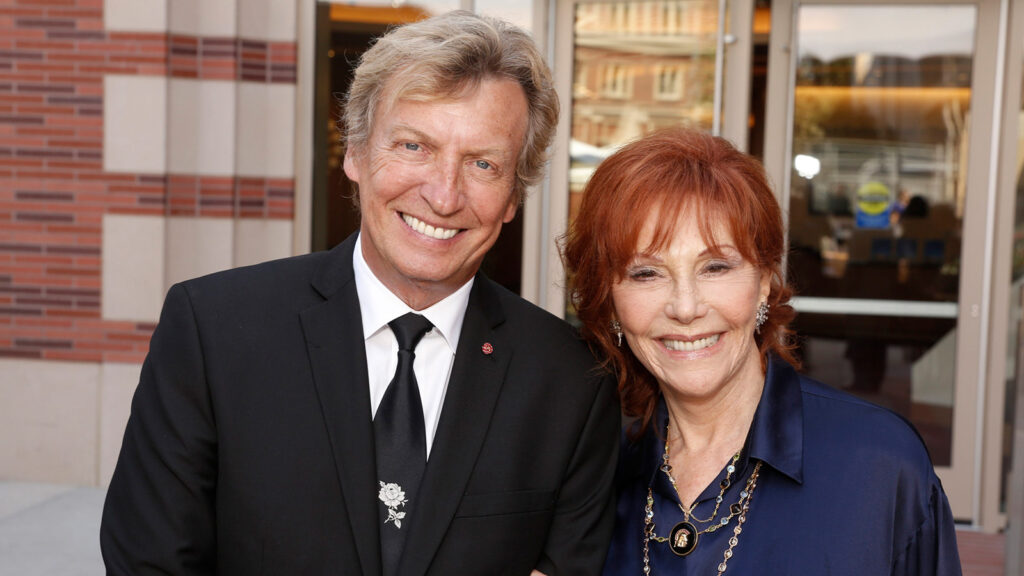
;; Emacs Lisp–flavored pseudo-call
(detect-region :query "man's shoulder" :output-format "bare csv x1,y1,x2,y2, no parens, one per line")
481,277,598,364
176,249,340,311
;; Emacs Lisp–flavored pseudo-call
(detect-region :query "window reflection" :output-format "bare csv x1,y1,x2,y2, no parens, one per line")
789,5,978,467
569,0,720,223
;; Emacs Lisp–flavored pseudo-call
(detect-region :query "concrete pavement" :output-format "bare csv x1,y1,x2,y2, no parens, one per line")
0,480,1009,575
0,482,105,576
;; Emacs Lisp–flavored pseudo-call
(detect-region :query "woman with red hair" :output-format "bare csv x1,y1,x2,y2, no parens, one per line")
563,127,960,575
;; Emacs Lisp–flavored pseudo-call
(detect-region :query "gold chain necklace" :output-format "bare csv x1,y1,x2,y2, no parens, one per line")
658,424,747,552
661,433,741,526
643,460,762,574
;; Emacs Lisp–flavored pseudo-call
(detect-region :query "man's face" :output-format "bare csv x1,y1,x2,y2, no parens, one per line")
344,78,528,309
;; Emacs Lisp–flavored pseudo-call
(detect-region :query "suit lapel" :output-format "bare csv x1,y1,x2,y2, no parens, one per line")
398,277,510,576
300,235,382,576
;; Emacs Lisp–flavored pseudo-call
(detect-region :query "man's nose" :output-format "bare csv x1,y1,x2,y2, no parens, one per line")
421,158,464,216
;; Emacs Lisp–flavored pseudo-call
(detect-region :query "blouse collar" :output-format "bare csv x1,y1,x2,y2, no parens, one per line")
634,355,805,490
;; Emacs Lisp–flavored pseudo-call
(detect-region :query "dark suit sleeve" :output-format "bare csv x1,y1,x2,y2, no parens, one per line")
534,371,620,576
100,283,218,575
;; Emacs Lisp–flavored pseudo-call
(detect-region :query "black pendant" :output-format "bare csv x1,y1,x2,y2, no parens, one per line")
668,521,698,556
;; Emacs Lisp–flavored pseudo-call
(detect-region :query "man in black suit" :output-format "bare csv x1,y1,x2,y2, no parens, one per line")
100,11,619,576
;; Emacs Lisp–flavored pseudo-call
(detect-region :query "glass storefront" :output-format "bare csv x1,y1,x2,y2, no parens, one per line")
568,0,721,223
786,5,977,466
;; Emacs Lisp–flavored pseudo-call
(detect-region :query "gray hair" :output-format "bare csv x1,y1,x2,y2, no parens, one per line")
343,10,559,200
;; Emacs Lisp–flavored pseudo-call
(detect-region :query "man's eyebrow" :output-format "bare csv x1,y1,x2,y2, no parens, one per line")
388,123,434,144
388,123,512,160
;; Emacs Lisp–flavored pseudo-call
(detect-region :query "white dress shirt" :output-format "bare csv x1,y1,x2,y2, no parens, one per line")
353,234,472,458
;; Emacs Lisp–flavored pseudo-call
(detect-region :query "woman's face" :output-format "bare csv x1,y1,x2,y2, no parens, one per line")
611,209,770,402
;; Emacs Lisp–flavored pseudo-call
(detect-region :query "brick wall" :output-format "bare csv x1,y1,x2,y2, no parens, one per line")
0,0,298,364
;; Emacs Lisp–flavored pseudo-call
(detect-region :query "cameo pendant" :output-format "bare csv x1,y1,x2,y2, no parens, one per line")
668,521,698,556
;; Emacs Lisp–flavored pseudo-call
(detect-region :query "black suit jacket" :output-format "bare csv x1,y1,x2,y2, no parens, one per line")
101,234,619,575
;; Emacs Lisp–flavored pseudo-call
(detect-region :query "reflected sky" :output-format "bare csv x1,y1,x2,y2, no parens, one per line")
321,0,462,18
319,0,533,32
799,5,976,61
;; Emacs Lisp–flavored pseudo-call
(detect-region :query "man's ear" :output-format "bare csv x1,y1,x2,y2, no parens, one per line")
343,148,361,183
502,191,519,223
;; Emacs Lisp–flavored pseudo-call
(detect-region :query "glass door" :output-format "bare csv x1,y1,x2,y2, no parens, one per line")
764,0,1004,523
549,0,757,315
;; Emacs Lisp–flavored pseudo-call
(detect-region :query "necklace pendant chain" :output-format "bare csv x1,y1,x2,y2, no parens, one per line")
660,424,744,531
643,421,763,576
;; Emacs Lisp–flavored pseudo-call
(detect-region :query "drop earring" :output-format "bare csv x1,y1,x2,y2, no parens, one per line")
611,320,623,347
755,301,769,334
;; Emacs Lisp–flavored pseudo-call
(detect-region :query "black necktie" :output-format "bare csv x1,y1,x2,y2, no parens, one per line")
374,312,433,576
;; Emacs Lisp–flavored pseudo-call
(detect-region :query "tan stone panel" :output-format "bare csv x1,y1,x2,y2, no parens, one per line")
102,214,166,323
0,359,101,486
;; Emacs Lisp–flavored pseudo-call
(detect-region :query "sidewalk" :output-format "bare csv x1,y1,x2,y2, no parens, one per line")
0,481,1009,575
0,482,105,576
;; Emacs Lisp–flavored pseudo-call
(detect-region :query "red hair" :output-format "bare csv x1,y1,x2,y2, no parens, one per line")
562,127,799,431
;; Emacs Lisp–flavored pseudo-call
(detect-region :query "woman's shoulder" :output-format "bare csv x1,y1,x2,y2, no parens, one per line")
795,372,938,475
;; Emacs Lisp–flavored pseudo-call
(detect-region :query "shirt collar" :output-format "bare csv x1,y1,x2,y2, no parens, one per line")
747,355,804,484
353,233,473,354
637,355,805,487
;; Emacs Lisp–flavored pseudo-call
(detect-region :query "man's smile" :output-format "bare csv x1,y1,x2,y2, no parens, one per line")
402,213,461,240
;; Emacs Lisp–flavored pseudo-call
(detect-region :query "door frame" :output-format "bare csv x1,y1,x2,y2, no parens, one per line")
544,0,759,316
763,0,1008,529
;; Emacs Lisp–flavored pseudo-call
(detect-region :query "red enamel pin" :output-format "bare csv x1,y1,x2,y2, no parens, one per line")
481,342,494,355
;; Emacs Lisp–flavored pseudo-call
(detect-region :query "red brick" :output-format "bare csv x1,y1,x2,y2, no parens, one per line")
46,75,102,86
76,319,130,332
44,349,101,361
45,115,101,127
15,39,74,51
47,223,99,235
46,265,98,276
15,0,78,6
107,32,164,43
17,104,74,115
78,64,135,74
74,338,131,351
16,127,73,138
107,205,162,216
46,8,103,19
0,6,46,15
48,139,101,148
135,65,166,76
17,254,73,265
0,157,44,167
104,351,146,363
14,317,71,329
18,62,76,73
45,308,98,318
0,72,46,83
47,159,102,170
73,19,103,31
0,348,43,359
0,29,45,40
108,331,152,342
2,136,45,147
0,93,44,103
75,83,101,96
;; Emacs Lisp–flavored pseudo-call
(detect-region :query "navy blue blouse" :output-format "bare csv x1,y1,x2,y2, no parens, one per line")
602,357,962,575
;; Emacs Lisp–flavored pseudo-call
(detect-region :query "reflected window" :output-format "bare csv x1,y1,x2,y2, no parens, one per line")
655,64,685,101
569,0,720,213
787,5,978,466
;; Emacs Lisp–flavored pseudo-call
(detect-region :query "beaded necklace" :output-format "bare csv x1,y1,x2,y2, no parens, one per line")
643,460,761,575
655,424,749,554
